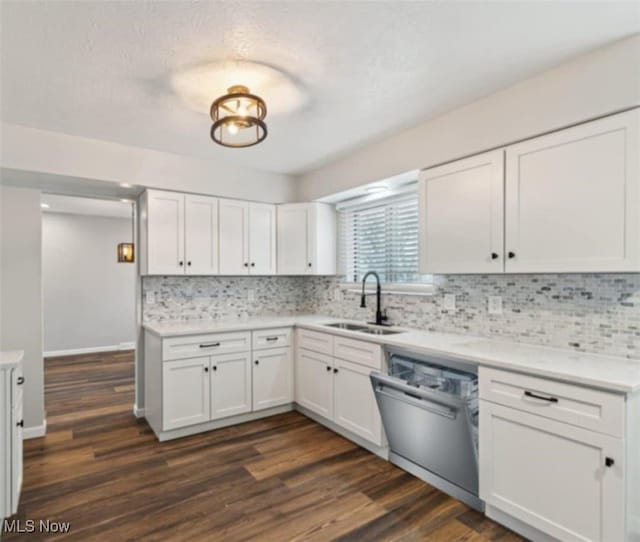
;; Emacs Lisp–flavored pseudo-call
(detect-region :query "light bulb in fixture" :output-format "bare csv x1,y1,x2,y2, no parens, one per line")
227,123,239,135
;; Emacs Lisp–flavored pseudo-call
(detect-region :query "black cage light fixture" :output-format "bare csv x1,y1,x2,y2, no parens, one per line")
210,85,267,148
117,201,135,263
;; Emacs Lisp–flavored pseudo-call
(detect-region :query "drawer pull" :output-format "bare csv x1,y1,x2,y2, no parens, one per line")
199,342,221,348
17,376,24,385
265,336,278,342
524,390,558,403
605,457,615,468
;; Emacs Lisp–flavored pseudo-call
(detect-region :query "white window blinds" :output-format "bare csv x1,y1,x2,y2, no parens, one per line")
338,186,430,284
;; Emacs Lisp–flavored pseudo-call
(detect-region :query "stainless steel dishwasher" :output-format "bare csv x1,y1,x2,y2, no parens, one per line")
370,347,482,511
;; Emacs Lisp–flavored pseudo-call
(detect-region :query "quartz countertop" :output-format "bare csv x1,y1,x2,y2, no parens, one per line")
143,315,640,393
0,350,24,369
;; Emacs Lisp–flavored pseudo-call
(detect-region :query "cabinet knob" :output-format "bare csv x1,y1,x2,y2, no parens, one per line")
251,262,255,267
17,376,24,385
333,368,338,374
187,261,192,267
326,366,331,372
308,262,312,268
254,360,259,365
204,366,209,372
16,420,23,428
491,252,499,260
212,366,217,371
508,252,516,259
179,261,184,266
605,457,615,468
244,262,249,267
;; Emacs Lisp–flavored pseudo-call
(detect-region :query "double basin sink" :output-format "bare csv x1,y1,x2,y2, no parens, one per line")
323,322,404,336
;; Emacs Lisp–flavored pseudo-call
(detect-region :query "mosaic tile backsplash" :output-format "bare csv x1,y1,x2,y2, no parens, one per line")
143,274,640,359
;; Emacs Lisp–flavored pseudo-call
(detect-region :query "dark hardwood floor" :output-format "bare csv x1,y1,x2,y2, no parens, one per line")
4,350,524,541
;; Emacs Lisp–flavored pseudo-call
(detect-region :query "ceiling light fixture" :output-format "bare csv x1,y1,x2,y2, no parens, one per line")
117,202,135,264
210,85,267,148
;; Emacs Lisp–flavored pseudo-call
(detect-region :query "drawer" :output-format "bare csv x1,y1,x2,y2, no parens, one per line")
479,367,624,438
162,332,251,361
297,329,333,355
253,327,292,350
333,336,382,370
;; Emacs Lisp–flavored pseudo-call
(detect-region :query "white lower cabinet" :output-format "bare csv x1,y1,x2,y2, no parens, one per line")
479,367,629,542
296,349,334,419
162,357,211,430
211,352,252,419
333,358,382,446
296,330,384,448
253,347,293,411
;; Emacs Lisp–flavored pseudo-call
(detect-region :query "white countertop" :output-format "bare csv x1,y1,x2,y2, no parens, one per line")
143,315,640,393
0,350,24,369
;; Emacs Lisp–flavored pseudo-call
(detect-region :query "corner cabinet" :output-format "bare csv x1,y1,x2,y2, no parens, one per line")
277,203,337,275
419,108,640,274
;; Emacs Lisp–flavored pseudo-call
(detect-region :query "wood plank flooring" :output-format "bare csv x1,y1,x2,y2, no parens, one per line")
4,351,524,541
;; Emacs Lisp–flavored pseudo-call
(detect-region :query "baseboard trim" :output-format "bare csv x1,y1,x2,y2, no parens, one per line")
23,420,47,439
133,404,145,418
44,343,135,358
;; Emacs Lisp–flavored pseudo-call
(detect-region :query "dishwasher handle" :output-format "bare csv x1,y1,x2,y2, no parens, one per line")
371,373,458,420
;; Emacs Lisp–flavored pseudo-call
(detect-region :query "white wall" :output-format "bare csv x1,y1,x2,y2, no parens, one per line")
297,34,640,200
0,185,45,431
0,125,296,203
42,212,136,354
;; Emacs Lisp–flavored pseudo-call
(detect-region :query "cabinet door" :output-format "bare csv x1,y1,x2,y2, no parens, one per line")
419,150,504,274
249,203,276,275
296,349,333,419
219,199,249,275
307,203,337,275
210,352,252,419
277,204,310,275
11,390,22,514
147,190,185,275
505,109,639,272
333,358,382,446
162,357,210,430
480,401,624,542
253,347,292,410
185,195,218,275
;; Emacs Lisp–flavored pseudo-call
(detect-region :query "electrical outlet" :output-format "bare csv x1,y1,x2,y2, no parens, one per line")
145,291,156,305
488,296,503,315
247,289,256,302
443,294,456,311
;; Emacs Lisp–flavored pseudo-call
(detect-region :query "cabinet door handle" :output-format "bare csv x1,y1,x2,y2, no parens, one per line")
491,252,499,260
326,366,331,372
244,262,249,267
17,420,24,428
605,457,615,468
187,261,192,267
308,262,312,268
17,376,24,385
524,390,558,403
212,366,217,371
251,262,255,267
204,366,209,372
199,342,220,348
508,251,516,259
333,368,338,374
265,337,278,342
179,261,184,266
254,360,259,365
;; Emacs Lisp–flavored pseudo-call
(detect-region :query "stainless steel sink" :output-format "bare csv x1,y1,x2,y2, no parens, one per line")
322,322,404,335
358,327,404,335
323,322,369,331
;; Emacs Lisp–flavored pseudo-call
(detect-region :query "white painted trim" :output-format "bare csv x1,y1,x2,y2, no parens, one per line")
133,404,145,418
44,343,135,358
23,420,47,439
340,282,435,296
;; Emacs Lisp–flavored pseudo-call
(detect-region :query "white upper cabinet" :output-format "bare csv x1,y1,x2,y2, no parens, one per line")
185,195,219,275
418,109,639,274
218,199,250,275
145,190,186,275
248,203,276,275
419,150,504,274
505,109,639,273
277,203,336,275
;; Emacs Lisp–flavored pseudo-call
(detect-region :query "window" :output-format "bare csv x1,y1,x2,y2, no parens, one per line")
338,184,431,286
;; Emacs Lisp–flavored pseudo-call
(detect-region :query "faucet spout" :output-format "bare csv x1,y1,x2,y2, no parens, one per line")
360,271,386,326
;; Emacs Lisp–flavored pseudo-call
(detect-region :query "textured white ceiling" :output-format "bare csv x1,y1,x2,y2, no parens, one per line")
1,1,638,175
